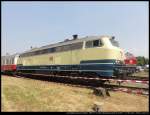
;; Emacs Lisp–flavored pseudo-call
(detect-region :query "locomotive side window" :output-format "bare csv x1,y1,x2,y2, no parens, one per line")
62,44,71,51
20,42,83,57
86,40,102,48
86,41,93,48
99,40,103,46
55,46,62,52
52,47,56,53
54,42,83,52
93,40,99,47
11,58,14,64
48,48,52,53
42,49,49,54
71,42,83,50
36,50,41,55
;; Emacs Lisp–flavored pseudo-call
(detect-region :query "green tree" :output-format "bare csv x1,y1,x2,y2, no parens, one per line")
136,56,149,65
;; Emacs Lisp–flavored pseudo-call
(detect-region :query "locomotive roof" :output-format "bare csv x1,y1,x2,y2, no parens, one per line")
22,35,112,54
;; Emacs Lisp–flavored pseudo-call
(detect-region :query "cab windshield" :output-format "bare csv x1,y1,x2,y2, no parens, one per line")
110,39,119,47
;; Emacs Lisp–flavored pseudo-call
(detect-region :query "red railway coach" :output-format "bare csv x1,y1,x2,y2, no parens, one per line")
124,52,137,65
1,54,19,73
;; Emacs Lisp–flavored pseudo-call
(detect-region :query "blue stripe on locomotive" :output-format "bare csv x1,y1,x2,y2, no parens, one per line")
17,59,116,77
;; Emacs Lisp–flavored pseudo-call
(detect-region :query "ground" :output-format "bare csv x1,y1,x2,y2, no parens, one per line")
132,70,149,77
1,75,149,112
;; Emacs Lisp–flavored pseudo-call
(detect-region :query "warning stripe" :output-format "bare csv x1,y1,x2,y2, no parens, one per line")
112,88,149,95
103,79,149,85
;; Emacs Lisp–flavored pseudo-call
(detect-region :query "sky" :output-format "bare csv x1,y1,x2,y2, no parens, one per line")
2,1,149,58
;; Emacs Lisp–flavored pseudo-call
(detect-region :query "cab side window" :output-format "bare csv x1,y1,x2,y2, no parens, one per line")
86,40,103,48
93,40,99,47
85,41,93,48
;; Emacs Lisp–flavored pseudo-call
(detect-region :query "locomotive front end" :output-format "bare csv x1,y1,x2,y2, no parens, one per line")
107,37,137,77
100,36,137,77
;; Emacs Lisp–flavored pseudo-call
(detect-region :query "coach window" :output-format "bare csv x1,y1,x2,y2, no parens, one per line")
4,60,5,65
11,58,14,64
4,59,6,65
9,59,12,64
9,59,11,64
2,60,4,65
8,59,10,64
6,59,9,65
10,58,12,64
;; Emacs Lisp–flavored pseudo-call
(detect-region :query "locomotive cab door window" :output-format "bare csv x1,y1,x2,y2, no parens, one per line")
86,40,102,48
93,40,99,47
85,41,93,48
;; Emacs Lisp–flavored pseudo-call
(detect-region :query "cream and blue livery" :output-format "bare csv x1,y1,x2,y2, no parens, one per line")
17,35,135,77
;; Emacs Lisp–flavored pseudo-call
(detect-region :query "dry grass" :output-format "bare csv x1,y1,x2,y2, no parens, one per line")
1,75,149,112
132,71,149,77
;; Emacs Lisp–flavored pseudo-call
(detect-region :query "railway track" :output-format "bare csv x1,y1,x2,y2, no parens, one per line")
3,72,149,95
119,76,149,81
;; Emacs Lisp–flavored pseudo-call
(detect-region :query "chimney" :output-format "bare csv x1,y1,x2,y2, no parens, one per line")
112,36,115,40
73,34,78,40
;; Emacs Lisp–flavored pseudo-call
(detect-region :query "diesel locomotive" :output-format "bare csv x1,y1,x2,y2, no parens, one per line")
1,35,137,77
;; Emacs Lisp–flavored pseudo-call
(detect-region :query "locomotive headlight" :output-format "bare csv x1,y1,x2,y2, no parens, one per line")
129,60,133,64
115,60,119,64
115,60,123,65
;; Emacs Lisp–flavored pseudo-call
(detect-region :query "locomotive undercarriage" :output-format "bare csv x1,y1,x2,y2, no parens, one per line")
15,64,136,79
